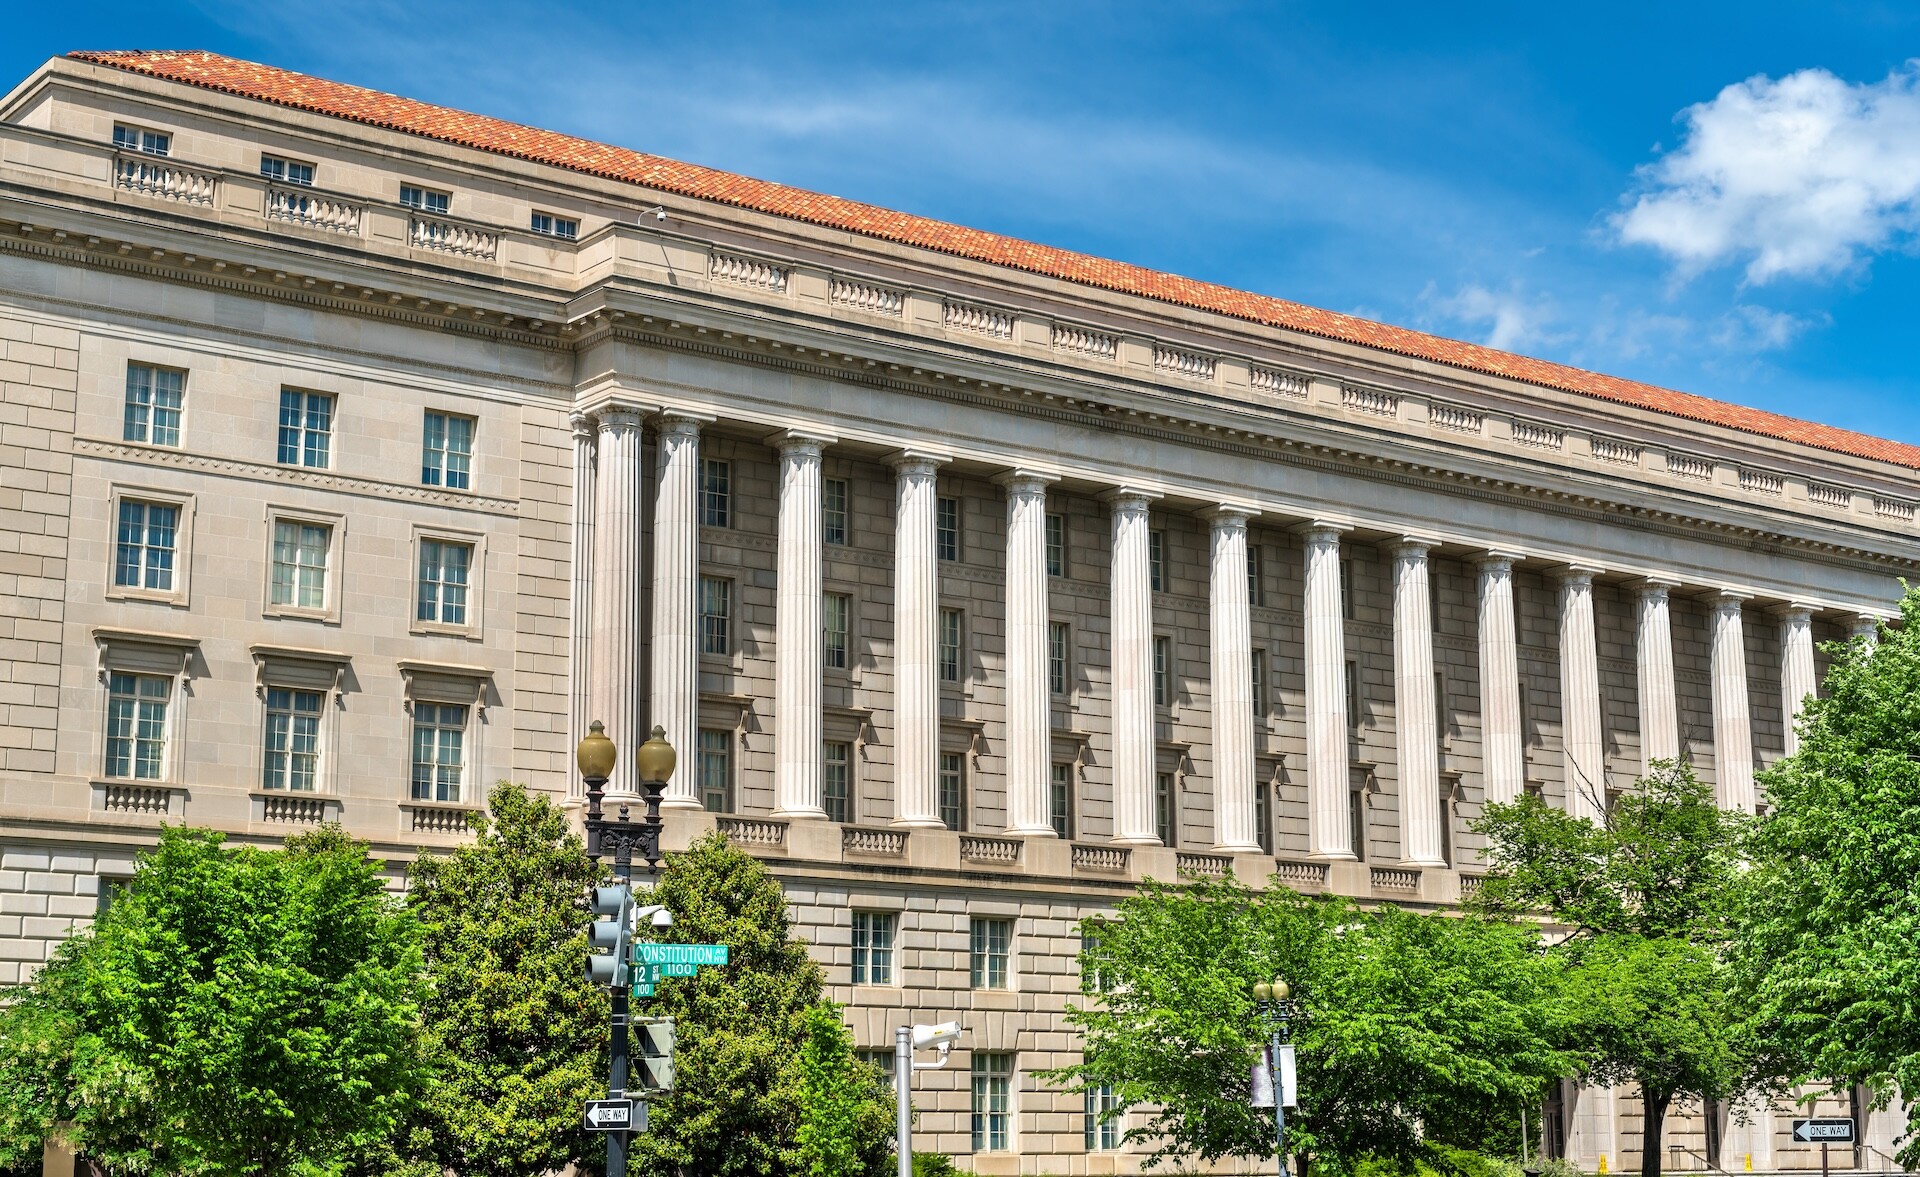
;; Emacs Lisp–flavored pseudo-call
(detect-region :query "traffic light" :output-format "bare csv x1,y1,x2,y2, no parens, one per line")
588,885,632,988
636,1016,676,1092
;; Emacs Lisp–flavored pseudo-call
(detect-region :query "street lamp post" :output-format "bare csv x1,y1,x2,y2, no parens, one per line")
577,721,678,1177
1253,978,1299,1177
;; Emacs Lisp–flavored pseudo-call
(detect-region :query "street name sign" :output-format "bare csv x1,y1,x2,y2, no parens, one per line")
634,943,730,966
1792,1119,1855,1143
584,1099,642,1131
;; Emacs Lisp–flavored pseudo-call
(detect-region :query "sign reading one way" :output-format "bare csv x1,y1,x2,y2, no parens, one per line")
583,1099,645,1132
1792,1118,1856,1144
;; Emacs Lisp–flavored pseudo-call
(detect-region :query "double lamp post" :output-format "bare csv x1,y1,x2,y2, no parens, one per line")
1253,977,1300,1177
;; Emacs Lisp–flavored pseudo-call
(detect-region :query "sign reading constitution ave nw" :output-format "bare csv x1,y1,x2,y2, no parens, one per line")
1791,1119,1855,1143
634,944,730,967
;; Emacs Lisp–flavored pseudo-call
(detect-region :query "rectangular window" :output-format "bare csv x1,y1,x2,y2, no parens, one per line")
1045,513,1066,577
104,672,168,780
823,741,851,823
971,1053,1014,1153
1350,785,1367,861
114,499,179,591
939,751,966,832
1248,543,1263,605
1149,529,1166,592
400,185,450,214
1346,659,1361,726
1341,556,1355,621
970,917,1011,990
939,608,963,683
937,496,961,561
1049,763,1073,840
123,363,184,447
529,211,579,239
113,124,169,155
856,1049,896,1093
823,478,849,545
1255,778,1273,854
1435,670,1448,748
823,593,850,671
276,389,334,468
422,411,475,489
697,729,731,812
699,577,731,656
1085,1083,1122,1151
262,687,323,791
851,910,896,985
270,520,330,609
410,703,467,802
1251,647,1266,718
1155,772,1175,847
1048,622,1070,697
416,538,473,626
259,155,314,185
1153,635,1172,707
700,458,731,527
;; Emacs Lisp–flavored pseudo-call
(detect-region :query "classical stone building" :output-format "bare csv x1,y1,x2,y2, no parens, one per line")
0,49,1913,1174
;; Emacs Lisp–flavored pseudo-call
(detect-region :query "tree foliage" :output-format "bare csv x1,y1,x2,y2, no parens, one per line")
1732,593,1920,1162
1051,874,1564,1173
395,781,608,1177
795,1002,893,1177
0,825,427,1176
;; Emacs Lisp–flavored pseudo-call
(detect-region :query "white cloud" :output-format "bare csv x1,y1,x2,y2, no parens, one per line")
1423,282,1562,351
1614,63,1920,283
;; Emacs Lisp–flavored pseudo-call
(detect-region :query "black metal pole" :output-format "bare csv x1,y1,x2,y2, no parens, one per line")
607,803,633,1177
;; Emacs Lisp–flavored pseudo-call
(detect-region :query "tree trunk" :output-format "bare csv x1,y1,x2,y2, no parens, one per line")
1642,1087,1673,1177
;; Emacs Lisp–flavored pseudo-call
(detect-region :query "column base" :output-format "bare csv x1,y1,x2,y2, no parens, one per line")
773,805,829,820
1109,835,1165,847
1006,824,1059,838
1212,841,1264,854
1402,855,1448,869
890,818,948,830
659,797,705,812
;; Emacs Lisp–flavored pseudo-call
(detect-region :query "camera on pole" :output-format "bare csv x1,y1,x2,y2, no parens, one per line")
636,1016,676,1092
588,885,633,988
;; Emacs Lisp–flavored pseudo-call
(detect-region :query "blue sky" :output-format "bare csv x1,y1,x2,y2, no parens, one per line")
13,2,1920,444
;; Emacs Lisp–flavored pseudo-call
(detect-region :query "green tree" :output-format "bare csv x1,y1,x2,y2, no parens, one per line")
0,825,428,1176
1469,761,1747,1177
631,833,893,1176
397,781,608,1177
795,1002,893,1177
1052,873,1564,1173
1732,592,1920,1162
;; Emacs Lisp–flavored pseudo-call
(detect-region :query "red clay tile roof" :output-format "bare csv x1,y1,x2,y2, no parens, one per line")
64,49,1920,473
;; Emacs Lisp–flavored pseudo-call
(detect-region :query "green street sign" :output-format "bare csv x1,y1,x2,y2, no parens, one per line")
635,943,730,966
630,982,655,998
661,962,700,977
632,963,663,984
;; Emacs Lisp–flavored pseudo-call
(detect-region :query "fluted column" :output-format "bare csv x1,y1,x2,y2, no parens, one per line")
1476,551,1525,807
1205,506,1260,852
1000,470,1059,837
890,451,947,828
1106,488,1161,844
1393,538,1445,866
1300,522,1354,859
1558,566,1605,823
1777,604,1816,758
1851,613,1881,651
774,432,833,818
590,409,644,795
651,412,705,808
568,411,598,798
1634,579,1680,770
1710,591,1756,812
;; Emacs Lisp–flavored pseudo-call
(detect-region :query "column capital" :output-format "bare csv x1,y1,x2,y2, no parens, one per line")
597,406,646,433
1199,503,1260,527
1474,546,1526,570
1291,518,1351,542
1389,534,1441,558
992,467,1059,495
569,410,596,441
768,428,836,457
1099,485,1163,511
887,447,950,475
1769,600,1819,620
1707,588,1754,612
1553,562,1604,586
1631,575,1683,597
655,408,714,438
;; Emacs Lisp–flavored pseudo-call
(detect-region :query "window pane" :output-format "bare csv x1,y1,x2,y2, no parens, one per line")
105,672,167,780
700,459,731,527
1149,530,1165,592
411,703,467,802
823,741,850,823
264,688,324,791
939,752,965,832
824,593,849,671
123,363,152,443
939,609,962,683
699,578,730,656
936,497,960,561
1048,622,1069,697
1153,636,1171,707
1045,512,1065,577
971,1053,1013,1152
823,478,848,545
1049,763,1072,839
1156,773,1174,847
698,729,730,812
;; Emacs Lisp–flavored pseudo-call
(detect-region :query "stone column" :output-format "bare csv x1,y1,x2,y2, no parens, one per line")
591,408,643,796
1393,538,1445,866
999,470,1059,837
568,411,597,798
1710,591,1756,812
1777,604,1817,758
1204,505,1261,852
1300,522,1354,859
890,451,947,828
773,432,833,819
1476,551,1525,807
1851,613,1881,651
1106,488,1161,845
1634,579,1680,770
651,412,705,808
1558,567,1605,823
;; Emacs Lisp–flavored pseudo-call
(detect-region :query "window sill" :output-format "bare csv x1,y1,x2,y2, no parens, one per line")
409,619,479,640
105,585,189,608
263,604,340,626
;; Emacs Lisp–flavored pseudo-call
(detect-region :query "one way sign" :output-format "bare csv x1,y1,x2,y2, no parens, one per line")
584,1099,647,1132
1792,1118,1855,1143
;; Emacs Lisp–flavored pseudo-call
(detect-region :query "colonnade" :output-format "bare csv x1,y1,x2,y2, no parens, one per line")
571,408,1863,861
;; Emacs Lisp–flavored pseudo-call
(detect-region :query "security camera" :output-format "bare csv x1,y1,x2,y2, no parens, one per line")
640,206,666,223
633,903,673,929
650,908,673,929
912,1021,963,1051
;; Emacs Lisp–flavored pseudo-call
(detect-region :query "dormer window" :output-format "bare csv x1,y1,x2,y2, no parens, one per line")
112,124,170,156
400,185,450,215
260,155,314,186
530,212,578,240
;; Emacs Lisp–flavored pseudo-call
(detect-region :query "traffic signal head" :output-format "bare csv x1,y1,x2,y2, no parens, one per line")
637,1016,676,1092
587,885,632,988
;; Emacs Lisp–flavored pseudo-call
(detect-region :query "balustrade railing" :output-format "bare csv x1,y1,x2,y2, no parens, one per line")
1808,482,1852,508
1667,453,1714,481
1370,866,1421,892
842,826,908,856
830,278,904,316
410,216,498,259
718,816,788,847
1739,468,1784,496
1072,844,1130,873
102,783,171,814
1176,852,1231,878
1341,384,1398,417
944,300,1015,338
1250,365,1309,398
1512,421,1564,450
1052,323,1118,359
261,794,328,824
1592,437,1641,465
959,835,1022,865
265,186,363,235
113,155,218,205
1430,403,1483,434
410,807,476,834
711,251,789,292
1153,346,1216,380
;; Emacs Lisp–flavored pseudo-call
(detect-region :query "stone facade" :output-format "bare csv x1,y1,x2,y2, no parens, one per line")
1,51,1916,1174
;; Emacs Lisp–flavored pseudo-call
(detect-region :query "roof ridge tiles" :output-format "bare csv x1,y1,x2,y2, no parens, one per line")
59,48,1920,474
